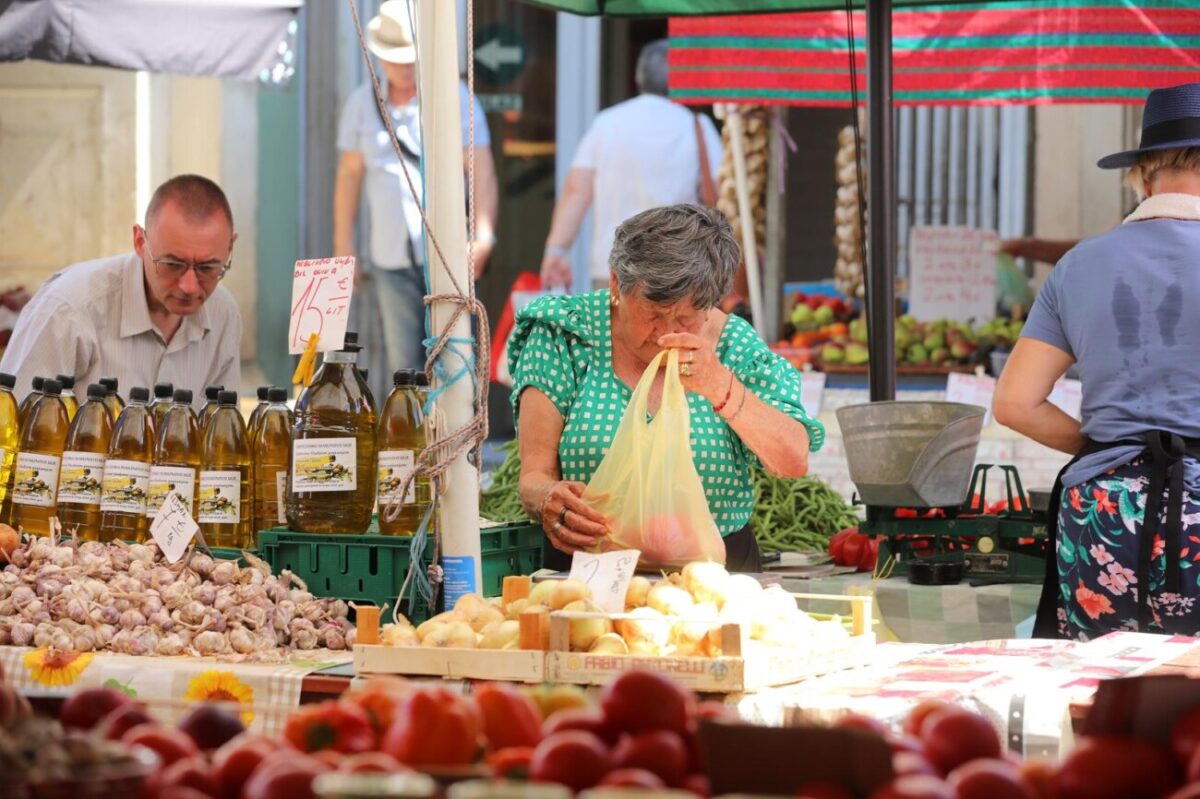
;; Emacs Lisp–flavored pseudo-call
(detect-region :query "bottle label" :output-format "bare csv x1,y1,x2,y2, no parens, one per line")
147,466,197,518
292,438,357,493
377,449,417,505
275,471,287,525
100,459,151,513
12,452,60,508
198,470,242,524
57,451,106,505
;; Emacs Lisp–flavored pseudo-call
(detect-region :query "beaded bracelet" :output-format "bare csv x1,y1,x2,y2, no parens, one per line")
724,382,749,422
712,370,736,413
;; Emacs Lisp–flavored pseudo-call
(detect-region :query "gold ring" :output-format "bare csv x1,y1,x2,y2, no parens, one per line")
681,364,692,376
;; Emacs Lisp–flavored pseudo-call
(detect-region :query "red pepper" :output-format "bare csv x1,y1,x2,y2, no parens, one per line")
283,700,375,755
829,528,857,565
382,687,483,767
474,682,544,750
487,746,535,780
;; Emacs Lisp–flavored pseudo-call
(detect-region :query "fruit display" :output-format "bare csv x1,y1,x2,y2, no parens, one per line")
833,122,866,301
817,315,1011,370
0,534,353,660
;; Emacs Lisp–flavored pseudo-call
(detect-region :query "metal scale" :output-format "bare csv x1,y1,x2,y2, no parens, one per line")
837,401,1049,584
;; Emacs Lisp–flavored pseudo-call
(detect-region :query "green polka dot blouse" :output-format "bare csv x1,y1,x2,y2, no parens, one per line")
508,290,826,537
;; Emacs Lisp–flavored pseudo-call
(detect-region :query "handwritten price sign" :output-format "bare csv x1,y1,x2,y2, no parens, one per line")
289,257,356,354
569,549,639,614
908,226,998,324
150,492,200,564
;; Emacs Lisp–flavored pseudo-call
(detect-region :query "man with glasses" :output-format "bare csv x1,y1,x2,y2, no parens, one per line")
0,174,242,405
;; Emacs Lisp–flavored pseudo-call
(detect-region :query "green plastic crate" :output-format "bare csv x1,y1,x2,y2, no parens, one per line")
207,547,252,565
256,521,543,623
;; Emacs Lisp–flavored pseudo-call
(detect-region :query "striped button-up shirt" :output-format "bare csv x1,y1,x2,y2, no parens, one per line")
0,252,241,409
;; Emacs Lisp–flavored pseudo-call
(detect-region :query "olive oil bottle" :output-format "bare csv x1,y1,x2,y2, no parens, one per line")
56,375,78,421
0,373,20,525
100,386,155,542
57,384,114,541
199,391,251,549
198,385,224,435
247,386,270,442
253,387,292,535
100,377,125,422
151,383,174,430
149,389,200,522
377,369,431,535
11,379,70,536
17,376,45,425
287,332,377,534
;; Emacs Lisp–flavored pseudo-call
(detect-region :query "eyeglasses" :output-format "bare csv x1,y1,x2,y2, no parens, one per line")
141,229,232,284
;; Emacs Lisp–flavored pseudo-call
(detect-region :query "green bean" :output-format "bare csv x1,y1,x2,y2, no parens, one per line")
480,440,530,523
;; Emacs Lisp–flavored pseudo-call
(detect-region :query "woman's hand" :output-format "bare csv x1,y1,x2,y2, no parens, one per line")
536,481,609,555
658,332,732,405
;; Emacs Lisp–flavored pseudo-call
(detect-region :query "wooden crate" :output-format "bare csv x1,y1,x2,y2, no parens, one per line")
545,592,875,693
353,645,546,683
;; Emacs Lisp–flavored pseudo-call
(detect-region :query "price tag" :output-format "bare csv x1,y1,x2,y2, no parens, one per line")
288,257,356,354
150,492,200,564
569,549,639,614
800,370,826,417
909,226,998,324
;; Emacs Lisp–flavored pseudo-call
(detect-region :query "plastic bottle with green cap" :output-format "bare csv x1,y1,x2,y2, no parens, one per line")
56,374,78,421
200,390,251,548
100,386,155,542
377,369,430,536
57,384,114,541
151,382,175,430
0,372,20,524
253,387,292,535
149,388,200,522
11,379,69,536
99,377,125,422
287,331,377,534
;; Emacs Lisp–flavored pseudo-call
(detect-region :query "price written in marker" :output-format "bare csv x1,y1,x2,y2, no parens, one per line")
569,549,640,614
150,492,200,564
288,257,356,354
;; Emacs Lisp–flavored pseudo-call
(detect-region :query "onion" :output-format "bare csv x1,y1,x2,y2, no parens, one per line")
382,624,419,647
682,561,731,607
550,579,591,610
589,633,629,655
463,604,505,633
624,576,652,610
416,612,459,640
563,599,611,651
616,607,671,650
479,620,520,650
527,579,557,608
647,583,695,617
421,621,476,649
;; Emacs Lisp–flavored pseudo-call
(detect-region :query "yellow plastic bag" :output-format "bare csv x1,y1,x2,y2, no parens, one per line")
584,348,726,568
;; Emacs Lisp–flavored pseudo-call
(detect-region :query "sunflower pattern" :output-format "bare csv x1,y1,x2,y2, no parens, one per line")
1056,455,1200,640
183,670,256,725
24,648,94,687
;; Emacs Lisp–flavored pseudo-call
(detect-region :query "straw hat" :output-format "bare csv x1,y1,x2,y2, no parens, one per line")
367,1,416,65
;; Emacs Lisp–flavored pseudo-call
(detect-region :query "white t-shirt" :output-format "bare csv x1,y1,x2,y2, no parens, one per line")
572,94,723,280
337,81,490,270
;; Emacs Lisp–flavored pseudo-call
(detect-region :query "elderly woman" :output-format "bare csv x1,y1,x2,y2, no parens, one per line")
509,204,824,572
994,82,1200,640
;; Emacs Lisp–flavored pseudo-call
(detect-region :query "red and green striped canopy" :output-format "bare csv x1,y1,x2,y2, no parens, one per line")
668,0,1200,106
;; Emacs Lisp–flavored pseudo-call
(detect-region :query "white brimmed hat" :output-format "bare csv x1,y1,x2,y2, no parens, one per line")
367,1,416,65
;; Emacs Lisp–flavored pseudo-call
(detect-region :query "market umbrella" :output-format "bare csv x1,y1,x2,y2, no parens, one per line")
0,0,301,82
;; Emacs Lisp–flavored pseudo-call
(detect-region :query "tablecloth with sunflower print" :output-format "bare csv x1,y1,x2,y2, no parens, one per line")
0,646,353,735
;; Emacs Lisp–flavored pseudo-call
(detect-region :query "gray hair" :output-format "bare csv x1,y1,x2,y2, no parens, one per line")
635,39,669,97
609,204,740,310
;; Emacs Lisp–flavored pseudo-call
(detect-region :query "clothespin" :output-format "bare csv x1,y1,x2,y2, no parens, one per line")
292,333,320,387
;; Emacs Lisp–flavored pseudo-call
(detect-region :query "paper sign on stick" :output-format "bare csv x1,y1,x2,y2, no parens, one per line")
289,257,356,354
150,492,200,564
909,226,998,324
569,550,639,614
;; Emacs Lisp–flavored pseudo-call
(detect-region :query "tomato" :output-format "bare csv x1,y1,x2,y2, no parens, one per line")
681,773,711,798
841,535,867,571
947,758,1035,799
601,670,696,735
381,686,483,767
543,707,619,745
860,537,881,572
895,752,940,778
312,749,347,770
122,723,199,768
97,703,155,741
613,730,688,787
474,682,544,750
830,529,856,564
888,734,926,755
1015,759,1057,799
1056,735,1178,799
1171,707,1200,770
904,701,955,738
871,776,954,799
487,746,535,780
157,755,221,799
343,682,406,740
599,768,667,789
797,783,857,799
895,509,920,519
833,713,889,737
242,751,330,799
339,752,408,774
283,700,375,754
59,687,132,731
529,731,612,792
920,709,1000,775
212,734,280,799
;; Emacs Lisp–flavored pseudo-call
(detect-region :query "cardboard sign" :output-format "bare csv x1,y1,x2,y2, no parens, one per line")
150,492,200,564
288,257,355,354
800,369,826,417
945,372,997,426
569,549,639,613
909,226,998,324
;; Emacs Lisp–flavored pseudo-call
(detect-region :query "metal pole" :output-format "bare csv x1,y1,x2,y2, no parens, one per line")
866,0,896,401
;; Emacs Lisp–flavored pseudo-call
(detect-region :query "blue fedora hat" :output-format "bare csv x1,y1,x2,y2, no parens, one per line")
1098,82,1200,170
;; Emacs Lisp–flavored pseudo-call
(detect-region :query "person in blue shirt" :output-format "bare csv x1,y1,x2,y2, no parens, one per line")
995,82,1200,640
